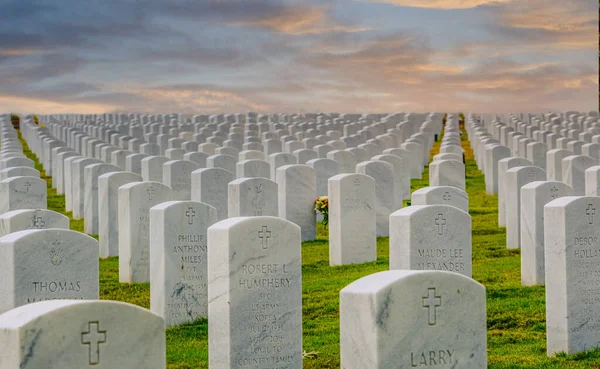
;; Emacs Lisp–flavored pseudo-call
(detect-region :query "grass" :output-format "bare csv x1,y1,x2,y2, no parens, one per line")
16,127,600,368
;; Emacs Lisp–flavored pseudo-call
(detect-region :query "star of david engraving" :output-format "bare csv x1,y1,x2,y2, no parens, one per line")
550,186,559,199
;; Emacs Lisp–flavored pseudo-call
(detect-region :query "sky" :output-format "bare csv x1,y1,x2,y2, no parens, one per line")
0,0,597,115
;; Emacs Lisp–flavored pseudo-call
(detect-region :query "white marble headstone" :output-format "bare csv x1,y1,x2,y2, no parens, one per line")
340,270,486,369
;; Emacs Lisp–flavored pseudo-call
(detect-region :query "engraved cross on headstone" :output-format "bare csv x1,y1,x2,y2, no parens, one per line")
422,288,442,326
32,216,45,228
147,187,155,200
24,181,31,193
186,207,196,225
434,214,446,235
81,321,107,365
587,204,596,225
258,226,271,249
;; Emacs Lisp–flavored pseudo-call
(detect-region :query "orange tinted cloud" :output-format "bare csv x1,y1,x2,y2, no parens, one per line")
128,87,271,113
364,0,512,9
231,4,370,35
0,95,117,115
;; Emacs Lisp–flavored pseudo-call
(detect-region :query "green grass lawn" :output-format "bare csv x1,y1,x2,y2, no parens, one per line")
17,128,600,368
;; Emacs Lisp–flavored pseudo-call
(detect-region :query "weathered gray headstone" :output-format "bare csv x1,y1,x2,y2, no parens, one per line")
340,270,486,369
328,173,376,266
119,182,172,283
0,209,69,238
208,216,302,369
520,181,571,286
150,200,217,326
0,176,47,214
545,196,600,355
98,171,142,258
0,300,166,368
228,177,278,217
390,205,472,277
276,165,316,241
0,229,99,313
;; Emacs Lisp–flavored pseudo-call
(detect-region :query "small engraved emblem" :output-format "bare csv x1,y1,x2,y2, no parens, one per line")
32,216,46,229
587,204,596,225
48,240,65,266
258,226,271,249
442,192,451,201
147,186,155,200
354,178,360,187
422,288,442,326
186,207,196,225
550,186,559,199
435,214,446,235
81,321,107,365
528,170,535,179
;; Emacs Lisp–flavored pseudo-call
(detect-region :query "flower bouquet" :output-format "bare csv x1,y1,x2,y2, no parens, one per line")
314,196,329,228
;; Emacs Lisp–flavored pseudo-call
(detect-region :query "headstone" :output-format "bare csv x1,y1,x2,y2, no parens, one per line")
546,149,572,181
484,145,510,194
520,181,571,286
191,168,233,221
163,160,199,200
119,182,172,283
236,159,270,179
328,173,376,266
585,166,600,196
356,161,395,236
98,171,142,258
545,196,600,355
276,165,316,241
228,177,278,217
497,157,532,227
0,209,69,238
429,159,465,191
306,158,338,197
141,156,170,182
72,158,102,219
0,166,40,181
84,163,121,235
340,270,486,369
411,186,469,213
0,300,166,368
208,216,302,369
0,229,99,313
0,176,47,214
150,200,217,326
562,155,596,195
389,205,472,277
505,166,546,249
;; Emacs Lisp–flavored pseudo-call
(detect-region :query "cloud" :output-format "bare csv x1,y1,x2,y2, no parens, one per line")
364,0,512,9
230,4,370,35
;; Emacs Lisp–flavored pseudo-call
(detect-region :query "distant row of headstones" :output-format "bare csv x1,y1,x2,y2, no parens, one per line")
468,111,600,355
